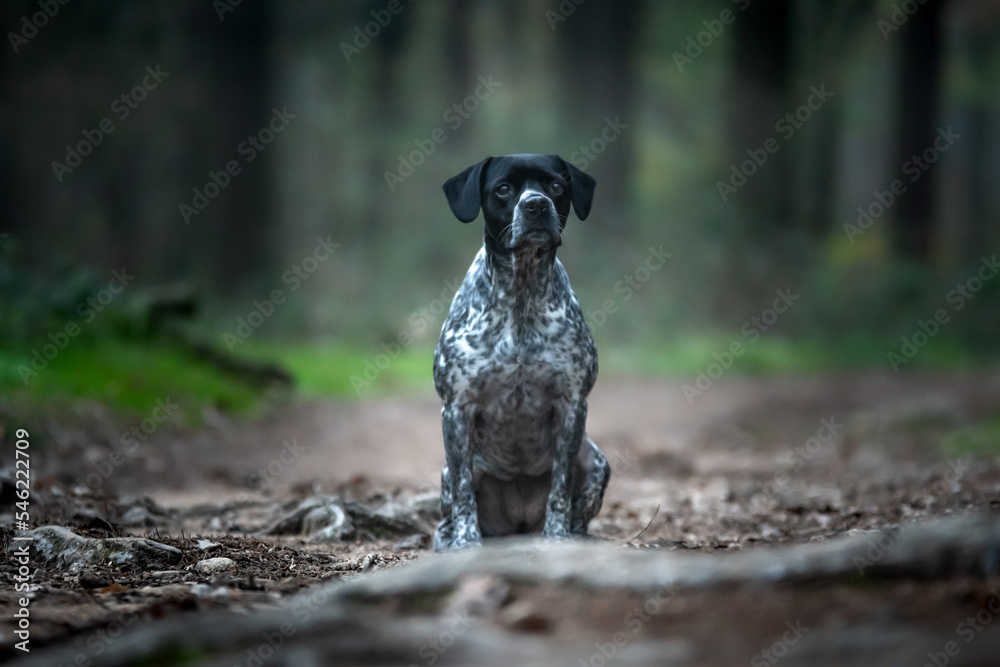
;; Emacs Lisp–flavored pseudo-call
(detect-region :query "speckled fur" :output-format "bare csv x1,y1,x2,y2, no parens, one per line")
432,154,609,551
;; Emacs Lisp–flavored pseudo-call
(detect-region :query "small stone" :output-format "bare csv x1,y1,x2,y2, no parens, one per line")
195,557,237,575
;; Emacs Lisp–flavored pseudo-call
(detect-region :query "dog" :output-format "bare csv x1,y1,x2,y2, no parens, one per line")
432,153,610,551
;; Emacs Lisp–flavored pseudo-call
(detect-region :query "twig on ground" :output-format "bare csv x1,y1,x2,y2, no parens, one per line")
626,504,660,547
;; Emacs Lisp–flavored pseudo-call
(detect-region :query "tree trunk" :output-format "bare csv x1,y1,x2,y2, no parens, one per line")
727,0,794,236
202,1,276,291
556,0,641,237
956,20,997,265
444,0,474,102
891,0,946,263
794,0,877,240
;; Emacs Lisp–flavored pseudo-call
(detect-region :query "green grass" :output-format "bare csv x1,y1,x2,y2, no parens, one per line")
597,333,982,378
237,341,434,397
244,331,990,398
942,415,1000,459
1,332,994,435
0,339,265,424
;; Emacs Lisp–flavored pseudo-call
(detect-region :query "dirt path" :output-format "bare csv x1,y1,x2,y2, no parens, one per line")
110,371,1000,495
5,372,1000,664
120,372,1000,540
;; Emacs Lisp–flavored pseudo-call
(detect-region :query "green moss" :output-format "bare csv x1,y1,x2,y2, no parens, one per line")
597,334,983,378
237,341,434,398
2,332,995,439
942,415,1000,459
1,338,266,426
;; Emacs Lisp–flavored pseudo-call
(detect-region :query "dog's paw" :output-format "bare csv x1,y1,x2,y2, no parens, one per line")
434,536,483,552
452,538,483,551
433,520,483,552
541,525,572,540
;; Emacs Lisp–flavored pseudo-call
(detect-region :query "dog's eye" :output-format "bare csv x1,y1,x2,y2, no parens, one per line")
550,182,565,195
496,184,511,197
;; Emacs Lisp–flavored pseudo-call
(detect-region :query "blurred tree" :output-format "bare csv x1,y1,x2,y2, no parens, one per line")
2,0,998,344
891,0,947,263
0,138,16,239
727,0,793,236
355,0,409,248
795,0,876,240
954,1,1000,264
200,0,276,291
444,0,474,102
555,0,641,237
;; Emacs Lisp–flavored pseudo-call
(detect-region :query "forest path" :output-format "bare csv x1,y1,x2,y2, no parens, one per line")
8,372,1000,665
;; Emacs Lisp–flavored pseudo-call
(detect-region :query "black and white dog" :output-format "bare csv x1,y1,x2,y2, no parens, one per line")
432,154,610,551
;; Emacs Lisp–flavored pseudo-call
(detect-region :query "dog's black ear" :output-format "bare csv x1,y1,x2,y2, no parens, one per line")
561,158,596,221
443,158,492,223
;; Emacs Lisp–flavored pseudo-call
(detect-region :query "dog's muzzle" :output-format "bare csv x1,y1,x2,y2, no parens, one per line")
512,193,561,248
520,194,551,221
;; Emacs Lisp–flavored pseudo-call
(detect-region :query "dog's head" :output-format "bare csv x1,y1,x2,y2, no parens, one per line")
442,154,596,253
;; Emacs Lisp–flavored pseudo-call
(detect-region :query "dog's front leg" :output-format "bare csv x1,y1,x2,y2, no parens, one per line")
543,398,587,538
441,403,481,548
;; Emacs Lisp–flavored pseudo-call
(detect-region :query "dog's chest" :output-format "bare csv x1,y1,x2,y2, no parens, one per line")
437,253,595,476
434,251,597,477
459,310,580,475
446,265,590,405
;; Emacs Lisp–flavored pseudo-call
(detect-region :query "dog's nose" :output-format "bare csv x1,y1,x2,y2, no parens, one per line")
520,195,551,220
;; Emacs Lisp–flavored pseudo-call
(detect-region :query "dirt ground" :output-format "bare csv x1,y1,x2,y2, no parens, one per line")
4,372,1000,665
